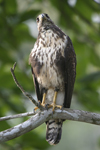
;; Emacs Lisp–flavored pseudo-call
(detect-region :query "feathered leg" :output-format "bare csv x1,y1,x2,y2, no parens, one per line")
48,90,62,112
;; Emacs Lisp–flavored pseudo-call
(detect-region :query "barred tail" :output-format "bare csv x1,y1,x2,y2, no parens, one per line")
46,119,63,145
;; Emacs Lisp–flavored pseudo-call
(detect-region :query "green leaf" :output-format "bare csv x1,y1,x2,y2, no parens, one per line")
78,88,100,111
4,0,17,15
79,71,100,83
19,10,40,22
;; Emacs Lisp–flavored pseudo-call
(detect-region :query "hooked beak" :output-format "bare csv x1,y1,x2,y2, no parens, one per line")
39,14,46,22
41,14,45,18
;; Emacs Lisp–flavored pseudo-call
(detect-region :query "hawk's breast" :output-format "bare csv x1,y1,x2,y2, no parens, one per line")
30,29,67,91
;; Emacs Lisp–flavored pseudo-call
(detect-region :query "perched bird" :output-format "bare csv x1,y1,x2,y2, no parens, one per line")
29,13,76,145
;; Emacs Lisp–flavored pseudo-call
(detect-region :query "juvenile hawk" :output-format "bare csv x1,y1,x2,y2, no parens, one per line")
29,13,76,145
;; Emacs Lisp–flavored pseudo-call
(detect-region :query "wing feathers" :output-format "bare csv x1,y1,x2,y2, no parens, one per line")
31,67,42,102
64,36,76,108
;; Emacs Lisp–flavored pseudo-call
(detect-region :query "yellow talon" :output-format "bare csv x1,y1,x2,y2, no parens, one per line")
48,91,62,112
34,91,62,112
34,93,46,111
48,104,62,112
34,106,39,111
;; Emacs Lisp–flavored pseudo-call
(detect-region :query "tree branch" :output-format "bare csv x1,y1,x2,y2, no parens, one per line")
6,62,100,144
10,62,44,111
0,108,100,143
0,112,35,121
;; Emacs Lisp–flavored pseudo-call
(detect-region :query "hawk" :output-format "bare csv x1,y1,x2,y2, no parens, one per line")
29,13,76,145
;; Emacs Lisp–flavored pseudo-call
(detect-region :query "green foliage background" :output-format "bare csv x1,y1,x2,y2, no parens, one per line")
0,0,100,150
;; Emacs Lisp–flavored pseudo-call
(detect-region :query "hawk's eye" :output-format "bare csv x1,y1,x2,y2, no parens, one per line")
36,17,39,23
45,14,49,18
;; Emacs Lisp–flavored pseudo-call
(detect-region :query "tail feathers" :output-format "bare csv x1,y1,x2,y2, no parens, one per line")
46,119,63,145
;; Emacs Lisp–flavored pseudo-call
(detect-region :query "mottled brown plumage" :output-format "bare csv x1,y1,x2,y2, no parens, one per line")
29,13,76,145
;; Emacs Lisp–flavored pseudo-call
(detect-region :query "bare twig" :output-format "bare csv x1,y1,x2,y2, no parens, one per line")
10,62,44,110
0,112,35,121
0,108,100,143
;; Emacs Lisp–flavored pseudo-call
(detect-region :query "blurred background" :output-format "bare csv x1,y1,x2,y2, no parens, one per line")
0,0,100,149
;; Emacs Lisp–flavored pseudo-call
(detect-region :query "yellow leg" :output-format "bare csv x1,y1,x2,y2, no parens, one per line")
42,93,46,106
53,91,57,105
34,93,46,111
48,91,62,112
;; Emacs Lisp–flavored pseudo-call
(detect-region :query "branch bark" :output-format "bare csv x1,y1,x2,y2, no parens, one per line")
0,108,100,143
0,112,35,121
4,62,98,144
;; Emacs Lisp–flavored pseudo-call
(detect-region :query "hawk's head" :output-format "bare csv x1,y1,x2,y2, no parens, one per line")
36,13,54,31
